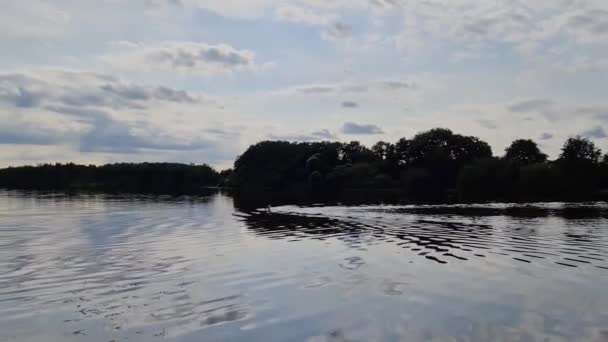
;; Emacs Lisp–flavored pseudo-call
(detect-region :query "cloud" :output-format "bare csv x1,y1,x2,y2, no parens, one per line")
151,0,369,19
159,0,284,18
311,129,337,139
0,1,70,39
269,128,337,142
506,99,608,125
368,0,401,10
477,119,498,129
540,133,554,140
280,79,418,96
582,126,608,139
322,22,353,40
341,101,359,108
41,104,213,153
275,4,352,40
394,1,542,54
79,117,214,154
508,99,554,113
392,0,608,64
571,106,608,124
297,86,335,94
0,71,203,111
0,69,230,155
275,5,334,26
102,41,259,75
145,0,183,10
0,124,64,146
0,82,46,108
596,113,608,123
341,122,384,135
100,84,199,104
38,104,217,154
546,7,608,44
507,99,562,122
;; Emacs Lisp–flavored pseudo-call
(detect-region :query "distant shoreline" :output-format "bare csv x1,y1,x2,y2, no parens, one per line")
2,128,608,204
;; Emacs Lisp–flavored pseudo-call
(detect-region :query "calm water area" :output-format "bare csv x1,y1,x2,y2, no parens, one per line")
1,191,608,341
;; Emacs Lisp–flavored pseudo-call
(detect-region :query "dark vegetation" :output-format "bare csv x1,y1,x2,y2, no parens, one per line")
228,128,608,203
1,128,608,203
0,163,220,194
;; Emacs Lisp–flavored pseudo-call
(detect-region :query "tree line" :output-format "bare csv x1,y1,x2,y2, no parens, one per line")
228,128,608,203
1,128,607,202
0,163,220,194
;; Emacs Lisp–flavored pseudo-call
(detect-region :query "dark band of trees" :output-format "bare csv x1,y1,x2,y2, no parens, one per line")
1,128,608,202
0,163,220,194
228,128,608,203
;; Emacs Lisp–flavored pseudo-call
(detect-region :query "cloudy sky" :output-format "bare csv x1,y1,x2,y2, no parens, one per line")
1,0,608,169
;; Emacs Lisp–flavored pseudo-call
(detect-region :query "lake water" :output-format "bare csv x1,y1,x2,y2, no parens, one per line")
1,191,608,342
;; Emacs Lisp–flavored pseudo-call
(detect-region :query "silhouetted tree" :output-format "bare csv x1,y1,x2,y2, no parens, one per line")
401,168,433,201
556,137,603,197
457,158,517,202
233,141,347,192
339,141,376,164
395,138,410,166
515,163,563,201
601,155,608,190
219,169,234,187
505,139,548,165
559,136,602,166
233,141,308,190
372,141,395,161
326,163,380,189
398,128,492,199
372,141,399,176
401,128,492,167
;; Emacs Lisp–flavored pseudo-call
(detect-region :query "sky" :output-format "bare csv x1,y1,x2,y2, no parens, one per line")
1,0,608,169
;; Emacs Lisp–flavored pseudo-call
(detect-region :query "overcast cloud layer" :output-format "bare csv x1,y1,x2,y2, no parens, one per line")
1,0,608,168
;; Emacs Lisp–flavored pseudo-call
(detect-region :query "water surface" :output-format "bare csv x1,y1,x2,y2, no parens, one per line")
1,191,608,341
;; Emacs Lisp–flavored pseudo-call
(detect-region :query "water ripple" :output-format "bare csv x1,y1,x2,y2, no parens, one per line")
240,204,608,271
1,192,608,341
